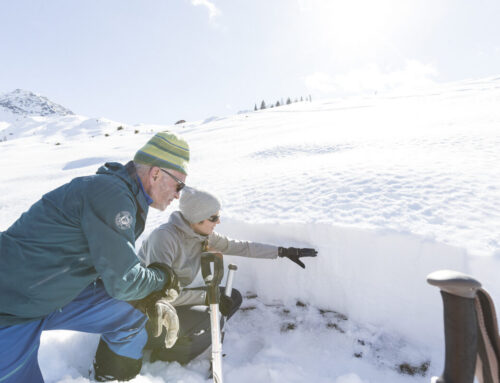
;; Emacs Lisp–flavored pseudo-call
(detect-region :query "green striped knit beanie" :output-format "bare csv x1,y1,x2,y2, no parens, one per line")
134,131,190,175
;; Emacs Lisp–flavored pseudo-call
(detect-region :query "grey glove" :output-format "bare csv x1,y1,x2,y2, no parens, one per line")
150,289,180,348
278,247,318,269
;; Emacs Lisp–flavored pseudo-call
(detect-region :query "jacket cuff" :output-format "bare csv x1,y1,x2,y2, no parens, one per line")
147,262,175,290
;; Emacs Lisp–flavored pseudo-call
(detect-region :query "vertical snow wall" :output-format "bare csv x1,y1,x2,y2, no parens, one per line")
216,218,498,352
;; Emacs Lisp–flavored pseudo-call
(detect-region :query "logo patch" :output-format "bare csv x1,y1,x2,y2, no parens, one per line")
115,211,133,230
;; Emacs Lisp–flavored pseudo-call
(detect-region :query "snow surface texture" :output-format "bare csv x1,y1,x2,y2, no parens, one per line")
2,77,500,382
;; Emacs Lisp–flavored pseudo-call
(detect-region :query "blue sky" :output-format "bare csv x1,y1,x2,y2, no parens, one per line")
1,0,500,124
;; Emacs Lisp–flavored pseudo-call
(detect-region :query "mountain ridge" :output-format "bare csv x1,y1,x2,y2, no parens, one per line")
0,89,74,117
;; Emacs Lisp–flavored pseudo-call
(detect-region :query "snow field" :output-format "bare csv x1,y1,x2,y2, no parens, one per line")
2,76,500,381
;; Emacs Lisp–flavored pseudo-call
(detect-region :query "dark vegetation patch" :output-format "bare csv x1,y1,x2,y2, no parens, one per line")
397,361,430,376
240,306,256,312
281,322,296,332
296,300,307,307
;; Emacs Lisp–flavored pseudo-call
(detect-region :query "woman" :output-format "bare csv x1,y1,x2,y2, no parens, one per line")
138,187,317,364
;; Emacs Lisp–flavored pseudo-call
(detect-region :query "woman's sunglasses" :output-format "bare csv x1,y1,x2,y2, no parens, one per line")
207,215,220,223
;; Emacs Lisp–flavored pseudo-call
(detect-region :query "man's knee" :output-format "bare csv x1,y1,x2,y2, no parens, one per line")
0,321,44,383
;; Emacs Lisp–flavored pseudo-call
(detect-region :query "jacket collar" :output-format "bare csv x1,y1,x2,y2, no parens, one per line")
96,161,149,220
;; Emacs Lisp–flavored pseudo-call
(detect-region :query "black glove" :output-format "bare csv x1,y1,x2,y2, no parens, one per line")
150,262,181,294
278,247,318,269
128,263,180,314
219,294,235,317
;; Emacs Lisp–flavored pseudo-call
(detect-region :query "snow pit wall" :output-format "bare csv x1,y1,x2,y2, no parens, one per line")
216,218,473,350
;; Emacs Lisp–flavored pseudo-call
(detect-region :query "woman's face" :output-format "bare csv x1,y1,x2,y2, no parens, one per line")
191,211,220,236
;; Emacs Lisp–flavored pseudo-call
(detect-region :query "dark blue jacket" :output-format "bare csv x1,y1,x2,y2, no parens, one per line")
0,162,167,326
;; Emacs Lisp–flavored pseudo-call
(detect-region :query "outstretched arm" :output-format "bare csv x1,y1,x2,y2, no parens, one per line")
208,232,278,259
209,232,318,269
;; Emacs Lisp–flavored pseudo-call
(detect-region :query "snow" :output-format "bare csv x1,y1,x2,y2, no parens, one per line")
2,76,500,382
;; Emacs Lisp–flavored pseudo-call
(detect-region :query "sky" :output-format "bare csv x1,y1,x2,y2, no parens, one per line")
1,0,500,125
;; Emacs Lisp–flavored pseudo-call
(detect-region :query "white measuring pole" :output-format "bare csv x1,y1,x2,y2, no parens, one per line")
224,264,238,297
209,264,238,383
209,298,224,383
201,253,225,383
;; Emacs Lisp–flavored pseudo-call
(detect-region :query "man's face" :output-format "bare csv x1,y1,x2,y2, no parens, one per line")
149,168,187,211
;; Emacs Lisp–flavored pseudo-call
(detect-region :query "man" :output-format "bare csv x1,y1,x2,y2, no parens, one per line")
0,131,189,382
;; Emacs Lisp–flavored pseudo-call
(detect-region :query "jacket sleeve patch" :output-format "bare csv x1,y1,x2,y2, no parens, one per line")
115,211,134,230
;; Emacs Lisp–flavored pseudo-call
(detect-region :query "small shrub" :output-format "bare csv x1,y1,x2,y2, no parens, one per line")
398,361,430,376
281,322,296,332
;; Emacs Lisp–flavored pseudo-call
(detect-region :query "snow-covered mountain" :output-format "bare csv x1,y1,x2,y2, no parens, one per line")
2,77,500,382
0,89,139,142
0,89,74,117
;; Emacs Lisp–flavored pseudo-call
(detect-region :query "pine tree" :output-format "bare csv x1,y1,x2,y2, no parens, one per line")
260,100,266,110
286,97,291,105
276,100,280,107
300,96,304,102
254,104,257,111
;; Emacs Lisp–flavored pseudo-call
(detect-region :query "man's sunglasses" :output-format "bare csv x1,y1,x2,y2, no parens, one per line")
160,169,186,192
207,215,220,223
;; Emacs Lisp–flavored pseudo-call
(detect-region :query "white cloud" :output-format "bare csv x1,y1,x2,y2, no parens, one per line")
191,0,220,21
304,61,439,96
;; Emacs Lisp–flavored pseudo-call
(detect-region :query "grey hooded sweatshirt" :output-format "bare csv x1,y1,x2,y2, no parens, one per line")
137,211,278,305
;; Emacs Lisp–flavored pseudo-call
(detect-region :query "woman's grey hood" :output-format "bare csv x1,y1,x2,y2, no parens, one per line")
168,211,207,242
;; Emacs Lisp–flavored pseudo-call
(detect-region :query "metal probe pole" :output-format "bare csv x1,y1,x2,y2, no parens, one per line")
224,264,238,297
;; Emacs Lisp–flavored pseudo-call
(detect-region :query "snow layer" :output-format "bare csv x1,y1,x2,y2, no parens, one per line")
2,77,500,382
